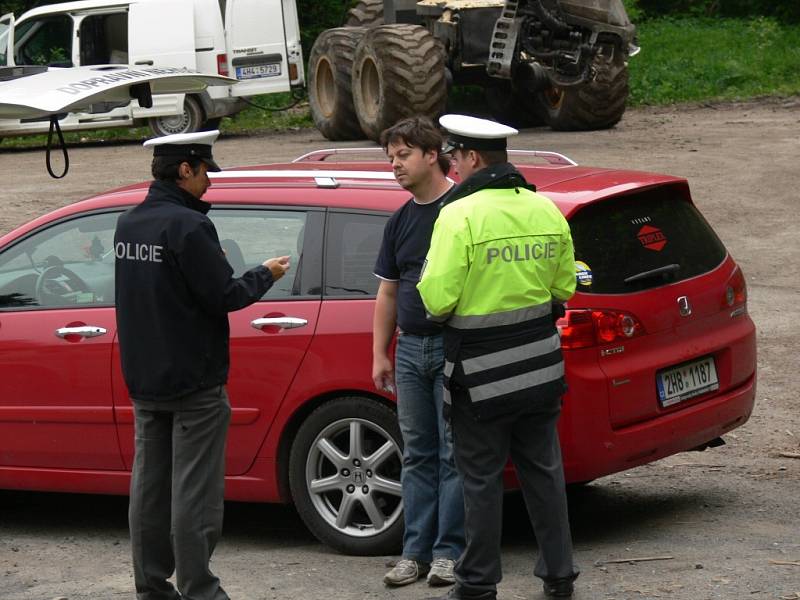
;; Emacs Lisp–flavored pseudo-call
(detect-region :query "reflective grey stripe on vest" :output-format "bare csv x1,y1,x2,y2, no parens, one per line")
461,333,561,376
444,360,455,378
443,387,452,405
448,302,551,330
470,361,565,403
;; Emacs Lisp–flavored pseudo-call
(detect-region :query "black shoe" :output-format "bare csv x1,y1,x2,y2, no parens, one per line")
425,586,497,600
543,578,574,597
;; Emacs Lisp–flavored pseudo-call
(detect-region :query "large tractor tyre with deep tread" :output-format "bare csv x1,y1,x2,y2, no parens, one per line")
308,27,367,141
538,49,629,131
485,83,544,128
288,396,404,556
345,0,384,27
352,24,447,141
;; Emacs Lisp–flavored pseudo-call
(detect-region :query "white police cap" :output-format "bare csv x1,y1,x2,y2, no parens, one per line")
439,114,518,153
143,130,222,172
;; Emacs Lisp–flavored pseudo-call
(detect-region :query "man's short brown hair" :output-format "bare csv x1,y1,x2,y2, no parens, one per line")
380,116,450,176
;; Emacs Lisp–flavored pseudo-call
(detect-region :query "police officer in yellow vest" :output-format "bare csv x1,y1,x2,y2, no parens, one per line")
418,115,579,599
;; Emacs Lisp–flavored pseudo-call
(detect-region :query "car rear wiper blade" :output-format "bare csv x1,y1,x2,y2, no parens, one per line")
624,263,681,284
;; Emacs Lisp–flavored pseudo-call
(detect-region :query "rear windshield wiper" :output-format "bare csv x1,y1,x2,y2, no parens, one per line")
624,263,681,284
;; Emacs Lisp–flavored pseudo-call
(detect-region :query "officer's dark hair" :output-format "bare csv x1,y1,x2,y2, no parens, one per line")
460,148,508,166
151,156,205,182
380,116,450,176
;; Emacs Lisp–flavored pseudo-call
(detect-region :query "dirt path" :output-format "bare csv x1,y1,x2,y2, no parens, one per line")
1,97,799,599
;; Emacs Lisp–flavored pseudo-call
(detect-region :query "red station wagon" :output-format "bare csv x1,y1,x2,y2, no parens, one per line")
0,148,756,555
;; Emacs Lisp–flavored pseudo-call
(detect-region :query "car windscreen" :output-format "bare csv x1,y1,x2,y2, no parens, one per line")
569,185,727,294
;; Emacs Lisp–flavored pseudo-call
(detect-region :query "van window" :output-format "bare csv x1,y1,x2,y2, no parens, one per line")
569,186,727,294
15,16,73,67
325,212,388,297
0,20,10,66
79,12,128,65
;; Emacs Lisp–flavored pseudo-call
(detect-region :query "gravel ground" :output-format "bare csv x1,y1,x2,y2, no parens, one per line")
1,97,799,600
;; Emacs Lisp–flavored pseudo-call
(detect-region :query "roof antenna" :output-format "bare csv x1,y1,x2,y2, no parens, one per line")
46,114,69,179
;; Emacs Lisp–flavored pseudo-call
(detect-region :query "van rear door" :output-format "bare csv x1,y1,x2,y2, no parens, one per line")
128,0,196,118
0,13,14,67
225,0,292,97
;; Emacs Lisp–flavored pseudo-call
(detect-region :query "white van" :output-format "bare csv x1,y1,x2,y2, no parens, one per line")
0,0,304,137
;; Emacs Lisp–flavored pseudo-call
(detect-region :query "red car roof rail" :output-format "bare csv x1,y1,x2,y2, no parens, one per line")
209,169,398,187
507,150,578,166
293,147,577,166
292,148,383,162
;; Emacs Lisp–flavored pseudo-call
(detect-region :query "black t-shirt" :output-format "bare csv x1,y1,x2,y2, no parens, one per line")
374,187,453,335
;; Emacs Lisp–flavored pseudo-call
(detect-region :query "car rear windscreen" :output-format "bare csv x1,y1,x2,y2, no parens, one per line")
569,185,727,294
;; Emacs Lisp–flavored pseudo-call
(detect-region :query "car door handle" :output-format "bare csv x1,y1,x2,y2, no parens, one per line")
134,60,154,66
250,317,308,330
55,326,108,339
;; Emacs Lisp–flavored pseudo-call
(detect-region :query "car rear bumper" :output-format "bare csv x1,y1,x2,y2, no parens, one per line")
560,371,756,483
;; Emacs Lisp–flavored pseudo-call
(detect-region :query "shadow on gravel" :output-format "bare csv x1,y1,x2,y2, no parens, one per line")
501,481,720,547
0,490,314,548
0,479,721,553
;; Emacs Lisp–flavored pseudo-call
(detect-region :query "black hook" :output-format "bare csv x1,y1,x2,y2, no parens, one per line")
46,114,69,179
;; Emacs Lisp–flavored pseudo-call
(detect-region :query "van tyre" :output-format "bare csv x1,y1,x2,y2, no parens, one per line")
289,396,404,556
345,0,384,27
309,28,367,140
148,95,205,137
352,24,447,141
538,48,629,131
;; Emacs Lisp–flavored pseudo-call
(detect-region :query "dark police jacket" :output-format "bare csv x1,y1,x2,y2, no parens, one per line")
114,180,274,402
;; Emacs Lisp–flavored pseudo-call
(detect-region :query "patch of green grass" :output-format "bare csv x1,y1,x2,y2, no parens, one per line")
629,17,800,105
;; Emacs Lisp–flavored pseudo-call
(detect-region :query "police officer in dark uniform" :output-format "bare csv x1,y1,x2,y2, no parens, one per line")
114,130,290,600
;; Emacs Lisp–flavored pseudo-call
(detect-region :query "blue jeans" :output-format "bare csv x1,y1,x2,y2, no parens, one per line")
395,332,465,563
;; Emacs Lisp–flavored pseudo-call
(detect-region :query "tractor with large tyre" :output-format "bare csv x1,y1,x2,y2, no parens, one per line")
309,0,638,140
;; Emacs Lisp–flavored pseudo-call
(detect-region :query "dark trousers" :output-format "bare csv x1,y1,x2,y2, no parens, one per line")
129,385,231,600
450,391,578,596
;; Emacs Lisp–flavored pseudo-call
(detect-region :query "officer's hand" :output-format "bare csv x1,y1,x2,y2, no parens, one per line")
263,256,290,280
372,355,395,395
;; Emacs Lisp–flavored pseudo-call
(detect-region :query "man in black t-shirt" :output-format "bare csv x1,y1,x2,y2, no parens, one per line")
373,117,465,588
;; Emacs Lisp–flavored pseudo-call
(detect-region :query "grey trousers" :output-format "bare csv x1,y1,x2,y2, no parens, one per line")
129,385,231,600
450,391,578,596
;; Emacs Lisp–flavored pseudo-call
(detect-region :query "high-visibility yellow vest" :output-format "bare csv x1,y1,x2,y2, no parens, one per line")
417,182,576,419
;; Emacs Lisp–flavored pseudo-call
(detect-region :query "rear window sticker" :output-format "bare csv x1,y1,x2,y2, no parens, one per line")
575,260,593,286
637,225,667,251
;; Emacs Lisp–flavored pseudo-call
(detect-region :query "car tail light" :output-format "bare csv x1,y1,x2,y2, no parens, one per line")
557,309,645,349
724,266,747,308
217,53,229,77
289,62,299,82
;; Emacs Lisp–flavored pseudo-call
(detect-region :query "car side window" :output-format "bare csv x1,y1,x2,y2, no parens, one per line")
0,212,120,310
208,208,307,299
324,212,388,297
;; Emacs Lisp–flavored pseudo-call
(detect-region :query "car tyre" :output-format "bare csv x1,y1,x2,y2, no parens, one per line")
289,396,404,556
345,0,384,27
